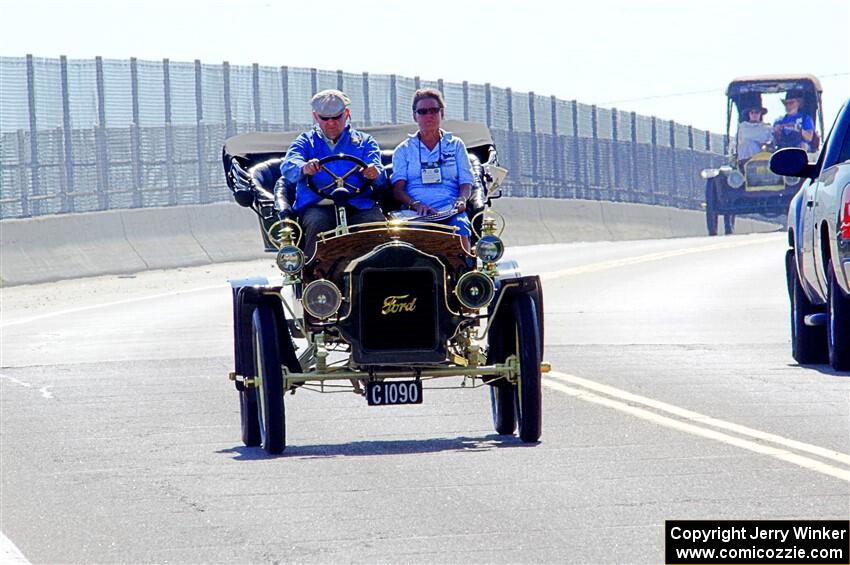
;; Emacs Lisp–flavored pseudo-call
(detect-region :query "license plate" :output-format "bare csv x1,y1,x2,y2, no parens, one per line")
366,380,423,406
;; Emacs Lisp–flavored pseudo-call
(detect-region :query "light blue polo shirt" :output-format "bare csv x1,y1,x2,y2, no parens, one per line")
390,130,475,211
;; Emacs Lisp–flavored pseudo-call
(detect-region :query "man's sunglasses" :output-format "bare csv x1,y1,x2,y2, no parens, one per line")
415,107,442,116
319,113,345,121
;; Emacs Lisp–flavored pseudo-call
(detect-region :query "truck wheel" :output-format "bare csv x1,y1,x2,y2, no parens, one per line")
252,305,286,455
239,388,261,447
513,294,542,443
705,180,718,236
723,214,736,235
489,379,517,435
827,261,850,371
787,250,828,364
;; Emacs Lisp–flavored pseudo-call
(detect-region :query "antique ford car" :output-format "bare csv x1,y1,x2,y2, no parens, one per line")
222,121,546,454
770,97,850,371
700,75,824,235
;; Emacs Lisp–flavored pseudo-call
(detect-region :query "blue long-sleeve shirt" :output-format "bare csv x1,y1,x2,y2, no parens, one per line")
280,125,385,211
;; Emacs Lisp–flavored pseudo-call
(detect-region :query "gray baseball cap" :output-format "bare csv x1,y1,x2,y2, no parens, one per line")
311,89,351,117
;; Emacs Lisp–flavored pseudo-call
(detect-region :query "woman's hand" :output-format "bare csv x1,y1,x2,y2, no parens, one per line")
453,198,467,213
412,201,436,216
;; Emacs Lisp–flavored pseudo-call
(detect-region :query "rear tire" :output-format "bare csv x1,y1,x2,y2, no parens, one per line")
787,250,828,364
252,305,286,455
705,180,718,236
827,261,850,371
723,214,736,235
513,294,542,443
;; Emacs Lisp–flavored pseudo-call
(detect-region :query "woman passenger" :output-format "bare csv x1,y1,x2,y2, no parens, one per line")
391,88,475,250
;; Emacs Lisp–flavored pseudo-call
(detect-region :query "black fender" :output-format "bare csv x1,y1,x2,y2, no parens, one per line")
230,278,301,391
485,274,544,373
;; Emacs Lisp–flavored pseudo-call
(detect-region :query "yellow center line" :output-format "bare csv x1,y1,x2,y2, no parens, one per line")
544,371,849,482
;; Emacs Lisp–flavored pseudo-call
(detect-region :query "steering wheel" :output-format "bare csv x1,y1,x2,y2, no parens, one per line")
307,154,369,207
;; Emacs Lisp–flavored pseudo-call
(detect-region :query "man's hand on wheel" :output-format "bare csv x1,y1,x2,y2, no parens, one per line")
302,159,321,176
361,165,379,181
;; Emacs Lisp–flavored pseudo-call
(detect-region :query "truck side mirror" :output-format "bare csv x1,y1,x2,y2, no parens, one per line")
769,148,815,179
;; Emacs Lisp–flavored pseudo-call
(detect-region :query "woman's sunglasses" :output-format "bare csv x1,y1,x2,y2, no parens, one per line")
415,107,442,116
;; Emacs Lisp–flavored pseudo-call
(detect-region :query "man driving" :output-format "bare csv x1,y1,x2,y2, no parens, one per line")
277,89,386,257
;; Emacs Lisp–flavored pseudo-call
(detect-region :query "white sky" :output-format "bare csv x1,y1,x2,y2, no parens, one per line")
1,0,848,134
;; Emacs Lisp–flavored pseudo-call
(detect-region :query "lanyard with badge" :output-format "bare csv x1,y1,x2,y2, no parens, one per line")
418,133,446,184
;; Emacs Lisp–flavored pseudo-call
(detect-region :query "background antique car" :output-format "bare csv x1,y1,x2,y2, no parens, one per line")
221,121,547,454
701,75,824,235
770,97,850,371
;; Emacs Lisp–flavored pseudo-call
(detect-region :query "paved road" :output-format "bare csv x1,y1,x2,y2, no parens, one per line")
2,233,848,563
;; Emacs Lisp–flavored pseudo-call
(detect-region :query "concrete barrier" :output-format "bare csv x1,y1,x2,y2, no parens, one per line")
498,198,777,246
0,199,778,286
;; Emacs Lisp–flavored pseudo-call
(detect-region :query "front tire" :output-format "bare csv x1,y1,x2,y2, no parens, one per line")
787,250,828,364
513,294,542,443
252,305,286,454
827,261,850,371
705,180,718,236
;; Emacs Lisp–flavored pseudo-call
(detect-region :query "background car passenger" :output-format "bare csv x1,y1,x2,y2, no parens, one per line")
736,106,773,168
277,89,386,258
391,88,475,251
773,94,815,150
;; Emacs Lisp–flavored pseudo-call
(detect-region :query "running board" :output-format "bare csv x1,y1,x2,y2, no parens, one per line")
804,313,827,326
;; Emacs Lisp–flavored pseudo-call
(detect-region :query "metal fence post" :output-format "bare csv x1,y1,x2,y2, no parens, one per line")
95,56,109,210
505,88,513,131
611,108,619,193
25,54,40,215
571,100,581,199
414,76,420,90
16,130,30,217
390,74,398,123
362,72,371,126
630,112,638,200
484,83,492,128
195,59,207,204
59,55,74,212
437,78,444,93
462,81,469,121
591,104,600,190
528,92,538,194
252,63,261,131
130,57,143,207
687,125,695,206
164,58,177,206
336,69,344,91
650,116,659,204
669,120,677,205
281,66,290,130
704,130,710,151
310,68,317,96
223,61,234,138
505,88,515,194
550,95,560,197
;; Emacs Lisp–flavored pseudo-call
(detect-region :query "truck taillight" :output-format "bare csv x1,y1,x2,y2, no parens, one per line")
841,185,850,240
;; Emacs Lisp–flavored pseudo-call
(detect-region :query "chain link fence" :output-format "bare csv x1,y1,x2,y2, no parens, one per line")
0,55,728,219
